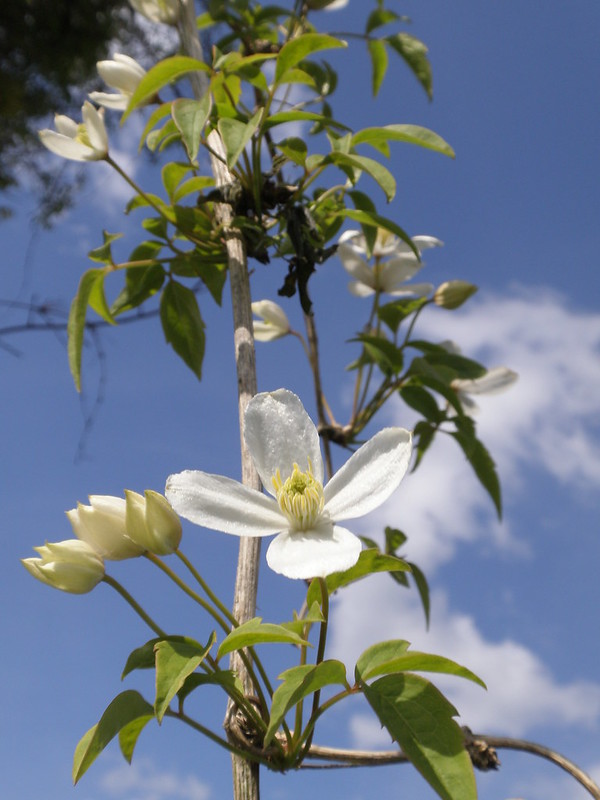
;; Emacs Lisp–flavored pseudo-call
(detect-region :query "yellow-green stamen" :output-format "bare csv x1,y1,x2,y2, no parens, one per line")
272,458,325,530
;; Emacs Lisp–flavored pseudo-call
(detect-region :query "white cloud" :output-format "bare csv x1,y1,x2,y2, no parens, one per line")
328,289,600,740
99,757,210,800
331,581,600,744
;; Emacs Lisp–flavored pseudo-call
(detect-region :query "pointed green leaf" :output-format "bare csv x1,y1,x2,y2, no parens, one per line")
280,601,325,637
73,691,154,783
386,33,433,99
171,94,212,162
124,57,210,121
161,162,193,203
329,152,396,201
366,8,400,34
368,39,388,96
88,230,123,264
154,637,214,722
177,669,245,705
217,617,309,660
138,102,172,151
306,549,411,607
217,110,262,169
355,640,485,687
68,268,113,391
264,661,347,746
356,640,411,682
275,34,347,82
111,264,165,316
276,136,308,166
159,281,205,380
406,560,431,628
118,715,153,764
335,208,417,256
400,385,442,423
451,429,502,519
352,124,454,158
173,175,215,203
362,674,477,800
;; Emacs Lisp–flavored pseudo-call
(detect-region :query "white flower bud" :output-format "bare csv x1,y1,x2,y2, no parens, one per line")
22,539,105,594
125,490,182,555
252,300,291,341
434,280,478,309
67,495,144,560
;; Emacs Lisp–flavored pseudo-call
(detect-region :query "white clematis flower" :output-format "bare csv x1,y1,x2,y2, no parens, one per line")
38,101,108,162
166,389,412,580
452,367,519,415
252,300,291,342
89,54,146,111
337,228,442,298
22,539,105,594
67,495,144,560
129,0,180,24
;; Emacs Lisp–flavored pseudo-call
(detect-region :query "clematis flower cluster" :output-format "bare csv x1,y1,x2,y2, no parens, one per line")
39,101,109,162
22,491,181,594
166,389,412,580
337,228,442,298
89,54,147,111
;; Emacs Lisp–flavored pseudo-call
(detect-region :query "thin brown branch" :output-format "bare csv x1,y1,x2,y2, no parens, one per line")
304,735,600,799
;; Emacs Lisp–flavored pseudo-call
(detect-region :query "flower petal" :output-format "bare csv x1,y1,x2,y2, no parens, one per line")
244,389,323,489
38,131,94,161
388,281,434,298
324,427,412,521
82,101,108,154
337,244,374,288
348,281,376,298
453,367,519,396
266,522,361,579
165,470,286,537
88,91,129,111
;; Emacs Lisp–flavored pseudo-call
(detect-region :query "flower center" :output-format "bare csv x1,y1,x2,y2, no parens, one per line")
76,123,92,149
272,459,325,531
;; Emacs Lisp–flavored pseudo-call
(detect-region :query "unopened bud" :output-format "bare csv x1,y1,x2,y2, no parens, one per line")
434,280,477,309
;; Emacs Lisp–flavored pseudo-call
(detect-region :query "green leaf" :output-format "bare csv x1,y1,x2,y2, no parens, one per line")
406,560,431,628
177,669,245,705
355,640,485,687
73,691,154,783
335,208,417,256
400,385,442,423
265,110,350,132
169,253,227,306
352,124,454,158
217,110,262,169
88,230,123,264
451,428,502,519
67,268,112,391
368,39,388,96
276,136,308,166
138,102,173,151
154,637,214,722
329,152,396,201
366,8,400,34
118,715,153,764
279,601,325,637
386,33,433,100
362,674,477,800
171,95,212,162
124,56,210,121
160,281,205,380
264,661,347,746
352,333,404,375
111,263,165,316
306,549,411,606
275,34,347,82
173,175,215,203
217,617,309,660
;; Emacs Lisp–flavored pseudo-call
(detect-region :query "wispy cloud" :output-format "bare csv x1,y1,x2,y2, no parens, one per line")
99,757,210,800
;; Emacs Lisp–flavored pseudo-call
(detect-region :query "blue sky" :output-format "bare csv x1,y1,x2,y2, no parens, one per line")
2,2,600,799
